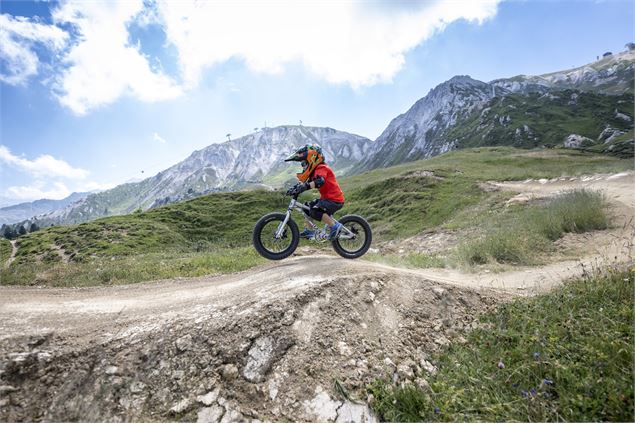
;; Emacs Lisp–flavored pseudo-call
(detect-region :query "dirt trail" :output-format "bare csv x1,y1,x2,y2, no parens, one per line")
493,171,635,208
0,171,633,423
4,240,17,269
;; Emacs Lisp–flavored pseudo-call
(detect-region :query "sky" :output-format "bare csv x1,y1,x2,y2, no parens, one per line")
0,0,633,205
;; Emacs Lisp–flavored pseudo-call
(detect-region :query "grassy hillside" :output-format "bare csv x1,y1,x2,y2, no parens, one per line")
12,190,287,265
0,238,12,264
369,268,634,422
1,147,632,286
444,90,633,150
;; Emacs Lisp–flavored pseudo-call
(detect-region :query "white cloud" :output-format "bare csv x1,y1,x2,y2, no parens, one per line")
51,0,182,115
153,132,167,144
5,181,71,201
0,13,68,85
0,145,89,179
1,1,502,113
156,0,502,88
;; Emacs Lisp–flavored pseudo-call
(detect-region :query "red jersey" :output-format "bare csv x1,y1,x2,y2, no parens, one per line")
312,164,345,203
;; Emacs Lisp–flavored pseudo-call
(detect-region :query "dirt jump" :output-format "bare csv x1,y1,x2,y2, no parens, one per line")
0,172,633,422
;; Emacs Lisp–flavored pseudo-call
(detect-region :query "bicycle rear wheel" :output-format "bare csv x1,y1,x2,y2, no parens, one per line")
252,213,299,260
331,215,372,259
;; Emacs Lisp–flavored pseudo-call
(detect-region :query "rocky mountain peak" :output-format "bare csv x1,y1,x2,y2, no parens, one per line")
28,125,372,226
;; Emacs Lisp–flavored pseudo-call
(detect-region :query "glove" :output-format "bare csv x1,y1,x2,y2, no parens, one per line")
286,182,309,196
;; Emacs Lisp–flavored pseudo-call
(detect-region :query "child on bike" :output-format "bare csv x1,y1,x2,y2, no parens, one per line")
284,144,344,240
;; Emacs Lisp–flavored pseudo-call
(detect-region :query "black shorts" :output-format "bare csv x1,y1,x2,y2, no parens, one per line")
303,199,344,221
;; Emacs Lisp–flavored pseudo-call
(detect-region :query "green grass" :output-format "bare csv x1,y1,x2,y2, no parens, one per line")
1,247,265,287
0,238,12,265
368,268,635,422
456,189,609,266
11,190,287,264
2,147,631,286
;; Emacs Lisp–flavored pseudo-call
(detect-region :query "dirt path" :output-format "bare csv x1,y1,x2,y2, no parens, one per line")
493,171,635,208
0,171,633,422
4,240,17,269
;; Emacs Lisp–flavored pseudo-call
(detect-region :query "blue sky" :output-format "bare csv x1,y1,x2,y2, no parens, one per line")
0,0,633,204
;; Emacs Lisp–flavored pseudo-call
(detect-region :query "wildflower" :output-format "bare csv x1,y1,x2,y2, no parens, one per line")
434,407,440,414
521,390,529,398
533,352,540,360
542,378,553,385
530,388,537,396
497,361,505,369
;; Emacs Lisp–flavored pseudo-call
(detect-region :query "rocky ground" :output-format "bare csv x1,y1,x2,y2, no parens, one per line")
0,259,506,422
1,171,633,422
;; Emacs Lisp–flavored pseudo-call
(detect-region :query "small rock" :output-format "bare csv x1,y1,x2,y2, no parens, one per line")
173,370,185,379
197,404,225,423
169,398,191,414
420,359,437,375
176,334,193,352
243,337,274,383
130,381,146,394
397,362,415,380
0,398,8,407
431,287,446,299
337,401,379,423
37,352,52,362
27,335,49,348
281,310,295,325
8,353,30,363
415,377,430,391
221,364,239,381
220,408,244,423
105,366,119,375
338,342,352,357
0,385,17,394
197,388,220,406
383,357,396,369
366,393,375,406
435,335,450,347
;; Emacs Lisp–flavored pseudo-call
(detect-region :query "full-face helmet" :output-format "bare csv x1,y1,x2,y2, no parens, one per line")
284,144,325,182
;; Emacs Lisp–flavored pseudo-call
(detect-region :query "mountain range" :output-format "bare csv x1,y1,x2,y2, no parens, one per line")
0,192,90,226
360,50,634,170
3,49,633,232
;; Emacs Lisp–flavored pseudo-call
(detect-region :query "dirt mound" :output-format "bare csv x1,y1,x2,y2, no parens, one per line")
0,260,505,422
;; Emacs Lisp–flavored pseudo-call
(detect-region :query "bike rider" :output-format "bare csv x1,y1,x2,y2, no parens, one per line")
284,144,344,241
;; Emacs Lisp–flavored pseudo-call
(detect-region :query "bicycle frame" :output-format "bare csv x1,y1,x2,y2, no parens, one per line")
274,196,355,240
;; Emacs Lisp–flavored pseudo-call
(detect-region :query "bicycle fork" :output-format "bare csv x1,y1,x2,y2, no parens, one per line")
274,210,292,239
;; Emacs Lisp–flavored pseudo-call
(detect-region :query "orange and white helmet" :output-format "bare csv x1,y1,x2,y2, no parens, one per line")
284,144,325,182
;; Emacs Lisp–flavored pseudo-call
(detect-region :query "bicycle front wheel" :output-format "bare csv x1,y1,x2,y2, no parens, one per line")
252,213,299,260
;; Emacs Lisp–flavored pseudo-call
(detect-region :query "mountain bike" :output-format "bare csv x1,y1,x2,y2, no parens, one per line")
252,192,372,260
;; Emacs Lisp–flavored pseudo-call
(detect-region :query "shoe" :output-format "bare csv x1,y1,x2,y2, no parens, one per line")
300,229,315,239
328,222,343,241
